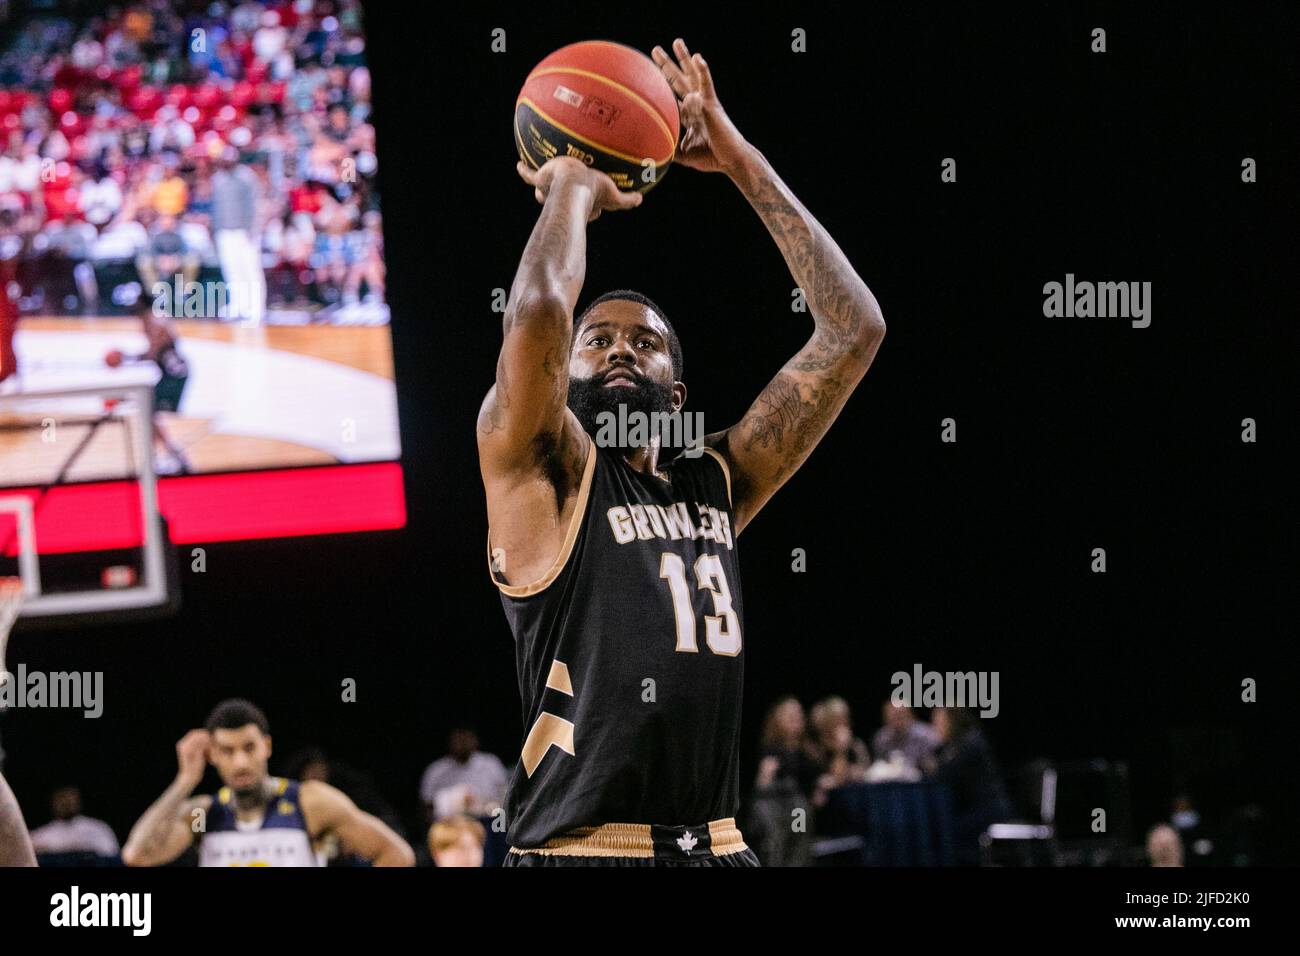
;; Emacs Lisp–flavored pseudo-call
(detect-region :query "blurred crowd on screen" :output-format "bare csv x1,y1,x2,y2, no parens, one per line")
0,0,386,323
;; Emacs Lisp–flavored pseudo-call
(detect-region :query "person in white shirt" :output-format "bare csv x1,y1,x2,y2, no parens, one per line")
29,786,120,859
419,729,508,824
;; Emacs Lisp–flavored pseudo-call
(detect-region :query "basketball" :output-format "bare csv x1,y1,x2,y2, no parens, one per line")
104,349,123,368
515,40,680,193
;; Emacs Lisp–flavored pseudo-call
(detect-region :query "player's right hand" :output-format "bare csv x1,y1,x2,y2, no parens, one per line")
175,729,211,786
516,158,642,221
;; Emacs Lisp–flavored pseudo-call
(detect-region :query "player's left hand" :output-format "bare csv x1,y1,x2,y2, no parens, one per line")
651,38,751,175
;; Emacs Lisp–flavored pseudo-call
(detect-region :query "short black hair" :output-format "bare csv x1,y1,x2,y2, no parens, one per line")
575,289,684,383
205,698,270,735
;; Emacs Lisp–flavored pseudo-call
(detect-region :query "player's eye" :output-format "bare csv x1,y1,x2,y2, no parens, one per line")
588,336,607,347
637,338,656,349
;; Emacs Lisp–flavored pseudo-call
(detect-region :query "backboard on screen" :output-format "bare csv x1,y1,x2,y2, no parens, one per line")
0,384,173,620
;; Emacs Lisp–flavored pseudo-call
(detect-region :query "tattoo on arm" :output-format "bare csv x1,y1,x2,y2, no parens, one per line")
739,163,879,372
712,152,885,530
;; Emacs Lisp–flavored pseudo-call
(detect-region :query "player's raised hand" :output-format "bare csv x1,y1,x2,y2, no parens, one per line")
516,157,642,221
651,38,750,174
175,729,211,788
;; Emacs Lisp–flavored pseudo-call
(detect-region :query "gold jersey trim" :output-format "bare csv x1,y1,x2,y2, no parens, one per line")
507,817,748,858
487,437,596,598
698,446,733,509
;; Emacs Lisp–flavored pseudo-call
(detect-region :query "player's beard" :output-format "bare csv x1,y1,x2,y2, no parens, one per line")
567,371,676,449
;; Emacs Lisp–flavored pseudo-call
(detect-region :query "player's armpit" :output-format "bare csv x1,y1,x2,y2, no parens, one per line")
300,780,414,867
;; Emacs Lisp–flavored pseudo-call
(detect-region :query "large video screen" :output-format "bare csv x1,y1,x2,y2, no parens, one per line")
0,0,403,551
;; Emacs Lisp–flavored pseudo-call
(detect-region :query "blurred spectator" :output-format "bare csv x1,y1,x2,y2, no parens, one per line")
136,211,198,294
428,815,486,868
419,728,508,824
925,706,1014,865
809,695,869,805
872,699,940,772
746,696,822,866
29,786,119,858
1146,823,1184,867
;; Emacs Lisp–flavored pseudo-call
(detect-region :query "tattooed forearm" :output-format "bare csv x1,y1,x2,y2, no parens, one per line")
732,146,885,371
478,173,594,451
711,146,886,533
0,770,37,867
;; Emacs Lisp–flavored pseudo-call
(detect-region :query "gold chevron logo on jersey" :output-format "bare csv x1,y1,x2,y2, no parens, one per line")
522,658,577,777
521,712,576,777
546,660,574,696
277,799,296,816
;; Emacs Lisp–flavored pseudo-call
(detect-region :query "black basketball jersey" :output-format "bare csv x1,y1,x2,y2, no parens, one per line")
489,441,744,848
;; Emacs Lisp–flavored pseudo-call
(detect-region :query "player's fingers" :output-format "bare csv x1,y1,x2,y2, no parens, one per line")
652,45,690,97
673,38,696,81
535,187,545,204
613,189,643,210
692,53,716,99
516,160,538,185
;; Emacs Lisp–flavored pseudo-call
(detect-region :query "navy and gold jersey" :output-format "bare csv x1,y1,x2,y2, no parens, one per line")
490,442,744,848
198,777,322,867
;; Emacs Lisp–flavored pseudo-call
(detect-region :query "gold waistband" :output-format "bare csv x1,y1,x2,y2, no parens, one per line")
509,817,748,858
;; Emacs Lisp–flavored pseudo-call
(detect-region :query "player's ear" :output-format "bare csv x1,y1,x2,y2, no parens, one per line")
263,734,273,758
672,381,686,413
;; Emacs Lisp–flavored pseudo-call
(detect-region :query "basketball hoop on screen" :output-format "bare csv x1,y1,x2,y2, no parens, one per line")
0,577,22,690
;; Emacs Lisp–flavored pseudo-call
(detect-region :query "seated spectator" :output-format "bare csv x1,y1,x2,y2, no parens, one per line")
428,815,486,868
809,695,870,804
78,161,123,228
30,786,119,860
136,212,199,295
925,706,1014,865
747,696,823,866
419,728,508,824
872,699,940,772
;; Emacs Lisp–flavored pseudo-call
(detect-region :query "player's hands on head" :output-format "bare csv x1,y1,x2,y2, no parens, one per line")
515,157,642,221
175,729,211,787
651,38,750,175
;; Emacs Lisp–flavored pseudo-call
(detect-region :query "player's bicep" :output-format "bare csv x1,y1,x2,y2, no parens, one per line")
709,360,869,535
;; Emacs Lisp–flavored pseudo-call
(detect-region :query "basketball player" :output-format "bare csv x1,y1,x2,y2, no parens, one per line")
122,698,414,867
109,300,192,474
480,39,886,866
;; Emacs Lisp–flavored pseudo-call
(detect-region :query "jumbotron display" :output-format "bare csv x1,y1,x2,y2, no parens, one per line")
0,0,404,577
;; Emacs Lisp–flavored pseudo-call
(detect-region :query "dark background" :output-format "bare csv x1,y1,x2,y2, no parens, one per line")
2,3,1295,859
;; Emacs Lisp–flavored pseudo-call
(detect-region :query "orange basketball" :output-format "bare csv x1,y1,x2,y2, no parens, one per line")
105,349,123,368
515,40,679,193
